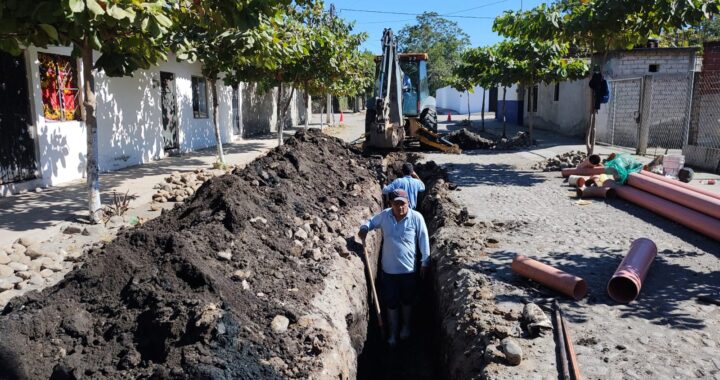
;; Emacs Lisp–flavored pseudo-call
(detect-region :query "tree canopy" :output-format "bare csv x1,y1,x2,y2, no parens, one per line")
397,12,470,95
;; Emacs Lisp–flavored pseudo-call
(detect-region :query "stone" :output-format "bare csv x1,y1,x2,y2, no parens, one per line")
0,264,13,277
16,237,36,247
8,262,28,272
501,338,523,365
62,309,94,337
231,270,252,281
16,271,33,280
294,228,308,241
4,276,22,284
311,248,323,261
0,289,20,305
329,205,339,213
290,240,304,256
42,260,65,271
29,275,44,286
241,280,250,290
24,245,45,259
270,315,290,333
107,216,125,227
484,344,504,363
175,196,185,203
65,250,84,262
35,187,43,193
216,250,232,261
82,225,105,237
15,281,33,290
0,255,10,265
250,217,268,225
40,269,54,278
10,244,26,256
8,253,30,265
0,281,14,291
61,225,84,235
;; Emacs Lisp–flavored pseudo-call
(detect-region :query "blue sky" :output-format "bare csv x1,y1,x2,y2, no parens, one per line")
328,0,545,53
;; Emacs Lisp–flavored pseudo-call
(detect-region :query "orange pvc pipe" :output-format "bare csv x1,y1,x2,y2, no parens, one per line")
577,186,617,199
561,166,606,178
512,255,587,300
639,170,720,201
627,173,720,219
607,238,657,303
605,180,720,241
568,175,588,187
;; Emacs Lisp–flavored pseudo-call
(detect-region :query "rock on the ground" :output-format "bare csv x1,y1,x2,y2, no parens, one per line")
271,315,290,333
501,338,523,365
0,264,13,277
61,224,84,235
216,250,232,261
16,237,36,248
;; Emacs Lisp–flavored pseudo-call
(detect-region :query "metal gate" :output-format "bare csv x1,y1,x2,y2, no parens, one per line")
0,51,38,185
597,73,694,155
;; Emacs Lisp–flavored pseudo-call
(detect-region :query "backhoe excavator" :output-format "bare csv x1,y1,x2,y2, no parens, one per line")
364,28,460,153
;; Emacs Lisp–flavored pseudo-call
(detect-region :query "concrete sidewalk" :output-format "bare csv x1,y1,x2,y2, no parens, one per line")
0,136,279,247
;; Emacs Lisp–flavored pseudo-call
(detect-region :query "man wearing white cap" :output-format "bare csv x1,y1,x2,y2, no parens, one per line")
358,188,430,347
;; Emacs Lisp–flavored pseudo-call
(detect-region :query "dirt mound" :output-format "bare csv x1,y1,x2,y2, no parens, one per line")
446,129,533,151
532,150,587,171
0,129,384,379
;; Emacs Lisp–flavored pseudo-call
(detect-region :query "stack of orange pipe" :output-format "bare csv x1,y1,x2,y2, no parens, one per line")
605,179,720,241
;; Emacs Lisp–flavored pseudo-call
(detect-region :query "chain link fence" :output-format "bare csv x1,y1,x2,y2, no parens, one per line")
688,70,720,149
596,74,694,156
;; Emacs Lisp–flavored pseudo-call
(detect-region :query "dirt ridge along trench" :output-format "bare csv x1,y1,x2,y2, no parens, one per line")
415,160,525,380
0,129,386,379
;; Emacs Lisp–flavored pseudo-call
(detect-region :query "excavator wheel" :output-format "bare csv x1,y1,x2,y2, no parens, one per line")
420,107,438,133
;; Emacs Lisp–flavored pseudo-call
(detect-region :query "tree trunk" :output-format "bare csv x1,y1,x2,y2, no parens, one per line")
82,39,101,224
585,90,596,155
502,87,507,138
281,86,296,129
305,91,311,129
320,105,324,129
326,93,331,125
277,83,284,146
209,77,225,164
467,90,471,121
481,88,486,131
528,84,534,146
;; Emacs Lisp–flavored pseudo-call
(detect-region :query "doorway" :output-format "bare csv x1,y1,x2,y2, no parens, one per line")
0,51,38,184
160,72,179,151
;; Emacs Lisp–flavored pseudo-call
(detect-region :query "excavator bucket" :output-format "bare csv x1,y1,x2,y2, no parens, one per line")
366,121,405,149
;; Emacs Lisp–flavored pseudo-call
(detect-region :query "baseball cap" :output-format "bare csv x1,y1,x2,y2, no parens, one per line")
390,189,409,204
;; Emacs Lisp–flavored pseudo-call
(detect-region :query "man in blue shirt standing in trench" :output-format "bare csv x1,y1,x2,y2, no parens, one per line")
358,188,430,347
382,162,425,209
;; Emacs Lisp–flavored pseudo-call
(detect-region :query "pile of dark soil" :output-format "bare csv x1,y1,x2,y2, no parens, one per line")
532,150,587,171
446,129,533,151
0,129,383,379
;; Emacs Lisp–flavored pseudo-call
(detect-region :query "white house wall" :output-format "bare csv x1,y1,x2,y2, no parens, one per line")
20,47,238,190
526,80,591,137
436,85,491,114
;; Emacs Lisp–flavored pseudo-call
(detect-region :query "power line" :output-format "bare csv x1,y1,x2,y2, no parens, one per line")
338,8,494,19
445,0,509,15
356,18,418,25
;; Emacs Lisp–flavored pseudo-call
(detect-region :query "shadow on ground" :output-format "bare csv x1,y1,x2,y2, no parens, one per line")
0,140,271,234
445,163,546,187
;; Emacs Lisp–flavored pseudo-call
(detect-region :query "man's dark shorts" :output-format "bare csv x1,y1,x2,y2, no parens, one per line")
381,272,417,309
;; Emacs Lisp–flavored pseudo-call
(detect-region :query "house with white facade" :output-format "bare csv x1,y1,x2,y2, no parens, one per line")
0,46,305,196
435,85,491,115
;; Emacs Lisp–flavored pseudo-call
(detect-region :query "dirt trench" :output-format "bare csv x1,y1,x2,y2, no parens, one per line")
0,130,507,380
0,129,388,379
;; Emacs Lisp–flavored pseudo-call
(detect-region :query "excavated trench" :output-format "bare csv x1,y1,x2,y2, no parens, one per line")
0,131,494,380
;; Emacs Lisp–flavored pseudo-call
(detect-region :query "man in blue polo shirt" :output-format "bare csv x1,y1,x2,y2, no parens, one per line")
358,188,430,347
382,162,425,209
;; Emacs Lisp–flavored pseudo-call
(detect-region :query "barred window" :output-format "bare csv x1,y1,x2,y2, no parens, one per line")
192,76,208,118
38,53,81,121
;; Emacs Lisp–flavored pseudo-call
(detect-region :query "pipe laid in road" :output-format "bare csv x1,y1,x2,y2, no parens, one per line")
576,186,617,199
607,238,657,303
561,166,606,178
512,255,587,300
605,180,720,241
627,172,720,219
639,170,720,201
